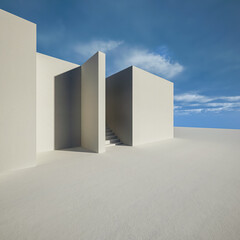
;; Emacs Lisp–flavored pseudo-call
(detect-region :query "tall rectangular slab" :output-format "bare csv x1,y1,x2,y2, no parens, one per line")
133,66,174,145
81,52,105,153
0,10,36,173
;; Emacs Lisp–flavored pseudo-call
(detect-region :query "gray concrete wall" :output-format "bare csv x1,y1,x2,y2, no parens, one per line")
106,67,133,145
54,67,81,150
36,53,79,152
0,10,36,173
81,52,106,153
133,66,173,145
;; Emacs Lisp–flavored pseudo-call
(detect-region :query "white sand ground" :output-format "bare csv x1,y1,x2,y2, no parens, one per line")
0,127,240,240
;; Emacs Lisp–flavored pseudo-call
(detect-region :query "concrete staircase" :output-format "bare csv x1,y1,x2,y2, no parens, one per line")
105,127,122,147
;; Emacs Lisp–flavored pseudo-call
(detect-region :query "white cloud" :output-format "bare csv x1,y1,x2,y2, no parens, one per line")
175,108,204,115
174,93,213,103
73,40,183,78
175,92,240,114
205,107,226,112
118,48,183,78
205,102,240,108
183,109,203,113
74,40,123,57
219,96,240,101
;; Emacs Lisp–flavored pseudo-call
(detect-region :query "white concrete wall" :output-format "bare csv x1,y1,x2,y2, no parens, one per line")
36,53,79,152
106,67,133,145
0,10,36,173
81,52,106,153
133,66,174,145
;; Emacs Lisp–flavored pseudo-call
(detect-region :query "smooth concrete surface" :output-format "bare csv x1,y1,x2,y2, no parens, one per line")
106,67,133,145
37,53,79,152
106,66,173,146
0,127,240,240
55,67,81,150
0,10,36,173
133,66,173,145
81,52,106,153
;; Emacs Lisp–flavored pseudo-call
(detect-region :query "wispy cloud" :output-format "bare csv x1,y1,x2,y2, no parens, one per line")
175,93,240,114
72,39,183,79
175,109,204,114
117,48,183,78
74,40,123,57
174,93,212,103
206,102,240,108
175,93,240,103
219,96,240,101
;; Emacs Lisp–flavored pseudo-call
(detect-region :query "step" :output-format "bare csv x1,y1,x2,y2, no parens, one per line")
105,138,121,145
106,132,115,137
105,127,122,147
106,142,122,147
106,135,118,140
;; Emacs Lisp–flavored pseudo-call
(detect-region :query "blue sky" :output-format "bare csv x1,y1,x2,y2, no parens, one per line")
1,0,240,129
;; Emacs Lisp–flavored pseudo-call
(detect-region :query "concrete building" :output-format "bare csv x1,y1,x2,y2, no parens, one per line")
37,51,106,154
0,9,173,174
107,66,173,146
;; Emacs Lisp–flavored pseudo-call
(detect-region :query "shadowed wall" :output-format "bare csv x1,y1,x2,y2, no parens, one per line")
106,67,133,145
37,53,79,152
55,67,81,150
